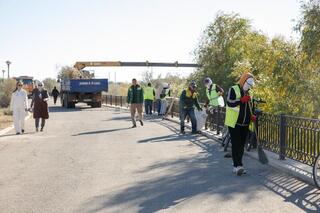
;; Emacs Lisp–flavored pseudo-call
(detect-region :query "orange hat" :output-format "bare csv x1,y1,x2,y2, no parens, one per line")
239,72,254,88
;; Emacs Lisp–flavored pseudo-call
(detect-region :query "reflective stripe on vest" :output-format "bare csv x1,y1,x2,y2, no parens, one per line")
144,87,154,100
225,85,241,128
206,84,219,106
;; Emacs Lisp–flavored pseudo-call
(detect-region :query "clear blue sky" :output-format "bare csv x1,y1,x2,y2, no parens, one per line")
0,0,301,82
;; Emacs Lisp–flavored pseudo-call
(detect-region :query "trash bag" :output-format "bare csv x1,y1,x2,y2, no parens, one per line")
218,96,225,107
160,99,168,115
194,109,208,131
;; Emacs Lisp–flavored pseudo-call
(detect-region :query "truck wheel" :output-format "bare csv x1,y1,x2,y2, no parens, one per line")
67,102,75,108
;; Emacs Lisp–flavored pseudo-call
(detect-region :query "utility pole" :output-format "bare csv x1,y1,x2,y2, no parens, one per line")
5,60,11,78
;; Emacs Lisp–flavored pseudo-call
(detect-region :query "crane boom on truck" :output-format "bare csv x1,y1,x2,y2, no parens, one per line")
74,61,201,70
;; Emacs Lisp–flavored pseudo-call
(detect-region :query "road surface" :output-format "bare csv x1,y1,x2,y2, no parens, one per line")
0,102,319,213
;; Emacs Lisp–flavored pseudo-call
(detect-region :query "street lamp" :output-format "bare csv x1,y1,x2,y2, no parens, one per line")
2,70,5,81
5,60,11,78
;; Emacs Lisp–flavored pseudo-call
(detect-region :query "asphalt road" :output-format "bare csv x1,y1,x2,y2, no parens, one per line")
0,102,319,213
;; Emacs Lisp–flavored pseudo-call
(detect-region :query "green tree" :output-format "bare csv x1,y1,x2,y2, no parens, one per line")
43,78,58,93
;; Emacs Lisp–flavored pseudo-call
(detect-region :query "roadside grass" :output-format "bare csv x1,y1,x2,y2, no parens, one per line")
0,108,13,130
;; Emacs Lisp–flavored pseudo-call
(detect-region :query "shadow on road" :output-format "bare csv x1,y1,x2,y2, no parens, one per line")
0,132,35,138
49,106,82,113
102,116,132,122
80,120,320,213
72,127,132,136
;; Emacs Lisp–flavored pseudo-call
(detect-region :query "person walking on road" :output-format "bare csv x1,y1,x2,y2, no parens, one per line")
10,81,29,135
204,77,224,131
179,81,202,134
127,78,144,128
144,83,155,115
225,72,256,176
30,82,49,132
51,86,60,105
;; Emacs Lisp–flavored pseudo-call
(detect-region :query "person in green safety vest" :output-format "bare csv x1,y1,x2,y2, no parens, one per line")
144,82,155,115
225,72,256,176
179,81,202,134
203,77,224,131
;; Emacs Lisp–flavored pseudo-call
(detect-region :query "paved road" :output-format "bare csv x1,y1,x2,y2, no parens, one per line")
0,102,319,213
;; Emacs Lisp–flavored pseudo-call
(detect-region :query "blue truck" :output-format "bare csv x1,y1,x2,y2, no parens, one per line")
60,79,108,108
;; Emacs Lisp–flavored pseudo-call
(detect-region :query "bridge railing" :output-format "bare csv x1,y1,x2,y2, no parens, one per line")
103,95,320,166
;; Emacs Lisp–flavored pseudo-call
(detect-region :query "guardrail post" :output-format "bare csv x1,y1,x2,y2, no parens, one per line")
120,96,123,107
110,95,113,105
106,95,108,105
279,114,286,160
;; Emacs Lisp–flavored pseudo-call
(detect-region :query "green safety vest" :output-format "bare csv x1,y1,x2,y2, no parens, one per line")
144,86,155,100
225,85,241,128
206,84,219,107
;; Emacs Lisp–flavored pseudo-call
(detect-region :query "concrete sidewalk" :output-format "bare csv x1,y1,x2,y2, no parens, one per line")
106,104,315,186
165,114,315,186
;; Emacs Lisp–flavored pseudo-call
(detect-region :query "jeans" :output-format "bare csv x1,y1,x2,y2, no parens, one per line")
228,125,249,167
144,100,153,114
156,99,161,115
180,107,197,132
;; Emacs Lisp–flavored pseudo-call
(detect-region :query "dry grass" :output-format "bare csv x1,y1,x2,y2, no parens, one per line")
0,108,13,130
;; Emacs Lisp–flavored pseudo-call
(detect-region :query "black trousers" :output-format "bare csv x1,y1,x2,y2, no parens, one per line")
229,125,249,167
53,96,58,104
35,118,46,128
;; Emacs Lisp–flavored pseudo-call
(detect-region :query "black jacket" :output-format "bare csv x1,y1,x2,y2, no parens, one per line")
226,84,251,126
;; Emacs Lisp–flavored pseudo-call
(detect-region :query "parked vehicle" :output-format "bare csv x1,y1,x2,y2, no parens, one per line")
60,79,108,108
13,76,34,98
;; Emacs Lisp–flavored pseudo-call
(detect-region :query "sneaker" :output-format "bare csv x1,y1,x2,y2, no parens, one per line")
180,130,186,134
21,129,25,134
191,130,201,134
16,132,21,135
239,166,247,174
139,120,144,126
40,127,43,132
233,167,237,173
235,166,244,176
36,128,39,132
131,124,137,128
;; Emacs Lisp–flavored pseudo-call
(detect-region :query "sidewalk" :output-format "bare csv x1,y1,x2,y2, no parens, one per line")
165,115,315,186
103,103,316,186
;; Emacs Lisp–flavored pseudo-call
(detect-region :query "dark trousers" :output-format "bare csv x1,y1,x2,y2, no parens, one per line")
35,118,46,129
53,96,58,104
229,125,249,167
156,99,161,115
144,100,153,114
180,108,197,132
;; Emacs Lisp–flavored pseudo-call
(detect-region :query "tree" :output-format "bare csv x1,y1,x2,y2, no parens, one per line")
43,78,58,93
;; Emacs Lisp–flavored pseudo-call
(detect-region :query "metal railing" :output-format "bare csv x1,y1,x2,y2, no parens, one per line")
103,95,320,166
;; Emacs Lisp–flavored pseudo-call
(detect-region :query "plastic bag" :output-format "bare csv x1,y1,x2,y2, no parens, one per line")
218,96,225,107
160,99,168,115
194,109,208,131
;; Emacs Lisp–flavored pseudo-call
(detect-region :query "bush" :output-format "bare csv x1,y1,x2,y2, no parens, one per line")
0,79,17,108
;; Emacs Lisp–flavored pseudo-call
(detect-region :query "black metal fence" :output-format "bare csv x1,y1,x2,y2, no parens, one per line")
103,95,320,166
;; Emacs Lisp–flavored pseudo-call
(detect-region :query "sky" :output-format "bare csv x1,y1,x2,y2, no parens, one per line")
0,0,302,82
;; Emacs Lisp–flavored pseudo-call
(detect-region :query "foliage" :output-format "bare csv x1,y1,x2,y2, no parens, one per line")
0,78,17,108
43,78,58,93
192,9,320,118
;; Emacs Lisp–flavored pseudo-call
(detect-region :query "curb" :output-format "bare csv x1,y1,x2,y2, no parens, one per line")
0,113,32,136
